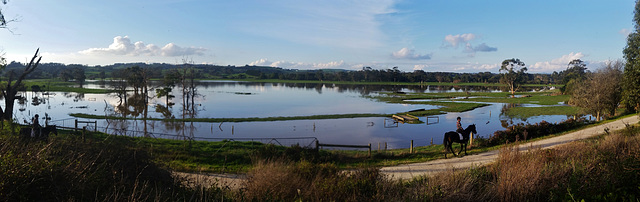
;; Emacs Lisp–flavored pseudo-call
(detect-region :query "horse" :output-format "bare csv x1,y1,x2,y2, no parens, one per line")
19,125,58,140
443,124,477,158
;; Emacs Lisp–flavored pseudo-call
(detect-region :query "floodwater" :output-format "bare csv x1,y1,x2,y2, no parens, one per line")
9,81,573,149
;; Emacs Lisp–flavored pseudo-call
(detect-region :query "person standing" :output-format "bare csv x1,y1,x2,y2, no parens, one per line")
31,114,41,138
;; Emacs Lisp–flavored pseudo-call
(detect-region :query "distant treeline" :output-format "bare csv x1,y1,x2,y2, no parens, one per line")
4,61,569,84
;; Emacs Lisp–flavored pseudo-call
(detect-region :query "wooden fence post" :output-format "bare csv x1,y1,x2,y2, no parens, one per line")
410,140,414,153
315,140,319,151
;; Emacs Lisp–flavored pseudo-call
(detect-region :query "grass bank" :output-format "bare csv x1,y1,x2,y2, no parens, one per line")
20,79,111,93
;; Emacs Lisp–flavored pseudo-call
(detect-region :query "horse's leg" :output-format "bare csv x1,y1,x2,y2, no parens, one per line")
444,140,448,159
464,142,468,155
449,141,457,157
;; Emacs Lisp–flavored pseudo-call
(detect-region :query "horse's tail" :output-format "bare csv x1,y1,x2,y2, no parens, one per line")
443,133,449,147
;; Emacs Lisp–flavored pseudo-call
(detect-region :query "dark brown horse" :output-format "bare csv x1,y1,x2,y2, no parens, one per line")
443,124,477,158
20,125,58,140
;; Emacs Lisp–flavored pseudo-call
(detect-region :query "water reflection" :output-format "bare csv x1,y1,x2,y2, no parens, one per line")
9,81,568,149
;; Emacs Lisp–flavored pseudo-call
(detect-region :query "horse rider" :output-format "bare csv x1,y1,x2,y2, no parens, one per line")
456,116,464,133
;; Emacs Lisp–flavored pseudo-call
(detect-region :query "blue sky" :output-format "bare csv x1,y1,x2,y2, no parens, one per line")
0,0,635,73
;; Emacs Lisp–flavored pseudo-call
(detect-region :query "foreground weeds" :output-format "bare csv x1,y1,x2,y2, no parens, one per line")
242,160,402,201
405,124,640,201
2,122,639,201
230,124,639,201
0,131,223,201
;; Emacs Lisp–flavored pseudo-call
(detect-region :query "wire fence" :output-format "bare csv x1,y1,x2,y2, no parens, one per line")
48,118,319,148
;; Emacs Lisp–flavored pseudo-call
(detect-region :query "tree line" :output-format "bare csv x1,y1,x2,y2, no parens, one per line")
3,60,581,85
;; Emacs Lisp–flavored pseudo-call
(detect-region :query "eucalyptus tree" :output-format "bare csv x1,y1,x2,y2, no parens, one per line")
499,58,528,96
622,0,640,112
560,59,588,95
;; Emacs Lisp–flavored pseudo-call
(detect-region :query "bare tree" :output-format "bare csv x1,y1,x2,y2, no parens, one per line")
0,0,18,31
0,49,41,120
570,60,624,121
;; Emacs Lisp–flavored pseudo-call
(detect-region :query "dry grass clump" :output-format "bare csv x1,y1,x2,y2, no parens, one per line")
242,159,402,201
409,124,640,201
0,131,217,201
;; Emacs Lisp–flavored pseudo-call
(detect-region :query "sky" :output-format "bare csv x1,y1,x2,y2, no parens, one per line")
0,0,636,73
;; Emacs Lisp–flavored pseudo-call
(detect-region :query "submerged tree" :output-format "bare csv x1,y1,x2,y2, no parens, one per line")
499,58,528,96
0,49,41,120
156,68,181,105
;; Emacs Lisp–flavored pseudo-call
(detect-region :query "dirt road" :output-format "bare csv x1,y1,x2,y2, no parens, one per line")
380,115,640,180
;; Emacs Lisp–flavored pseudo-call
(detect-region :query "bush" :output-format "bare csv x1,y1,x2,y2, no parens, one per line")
0,131,210,201
483,118,592,146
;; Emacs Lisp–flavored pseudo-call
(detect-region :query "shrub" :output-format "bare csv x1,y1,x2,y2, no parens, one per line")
483,118,592,146
0,131,211,201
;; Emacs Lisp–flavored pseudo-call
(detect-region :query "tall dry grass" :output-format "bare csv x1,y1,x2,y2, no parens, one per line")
408,124,640,201
241,159,403,201
0,130,225,201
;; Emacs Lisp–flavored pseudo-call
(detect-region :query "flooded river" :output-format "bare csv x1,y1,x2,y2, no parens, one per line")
8,81,574,149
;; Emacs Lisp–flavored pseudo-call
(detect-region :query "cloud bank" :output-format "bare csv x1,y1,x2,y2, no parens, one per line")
80,36,207,57
530,52,585,72
249,58,349,69
443,33,497,57
391,48,432,60
444,33,477,48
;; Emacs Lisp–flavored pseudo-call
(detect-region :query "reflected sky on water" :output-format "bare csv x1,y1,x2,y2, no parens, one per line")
8,81,572,149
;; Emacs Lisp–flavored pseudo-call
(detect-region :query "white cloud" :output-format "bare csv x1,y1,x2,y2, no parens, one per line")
450,63,499,72
391,48,431,60
249,58,348,69
79,36,206,57
413,64,429,71
444,33,476,48
530,52,585,72
620,28,632,37
313,60,345,69
443,33,497,57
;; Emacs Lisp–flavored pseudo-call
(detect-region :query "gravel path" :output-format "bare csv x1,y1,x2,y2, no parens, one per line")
380,115,640,180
